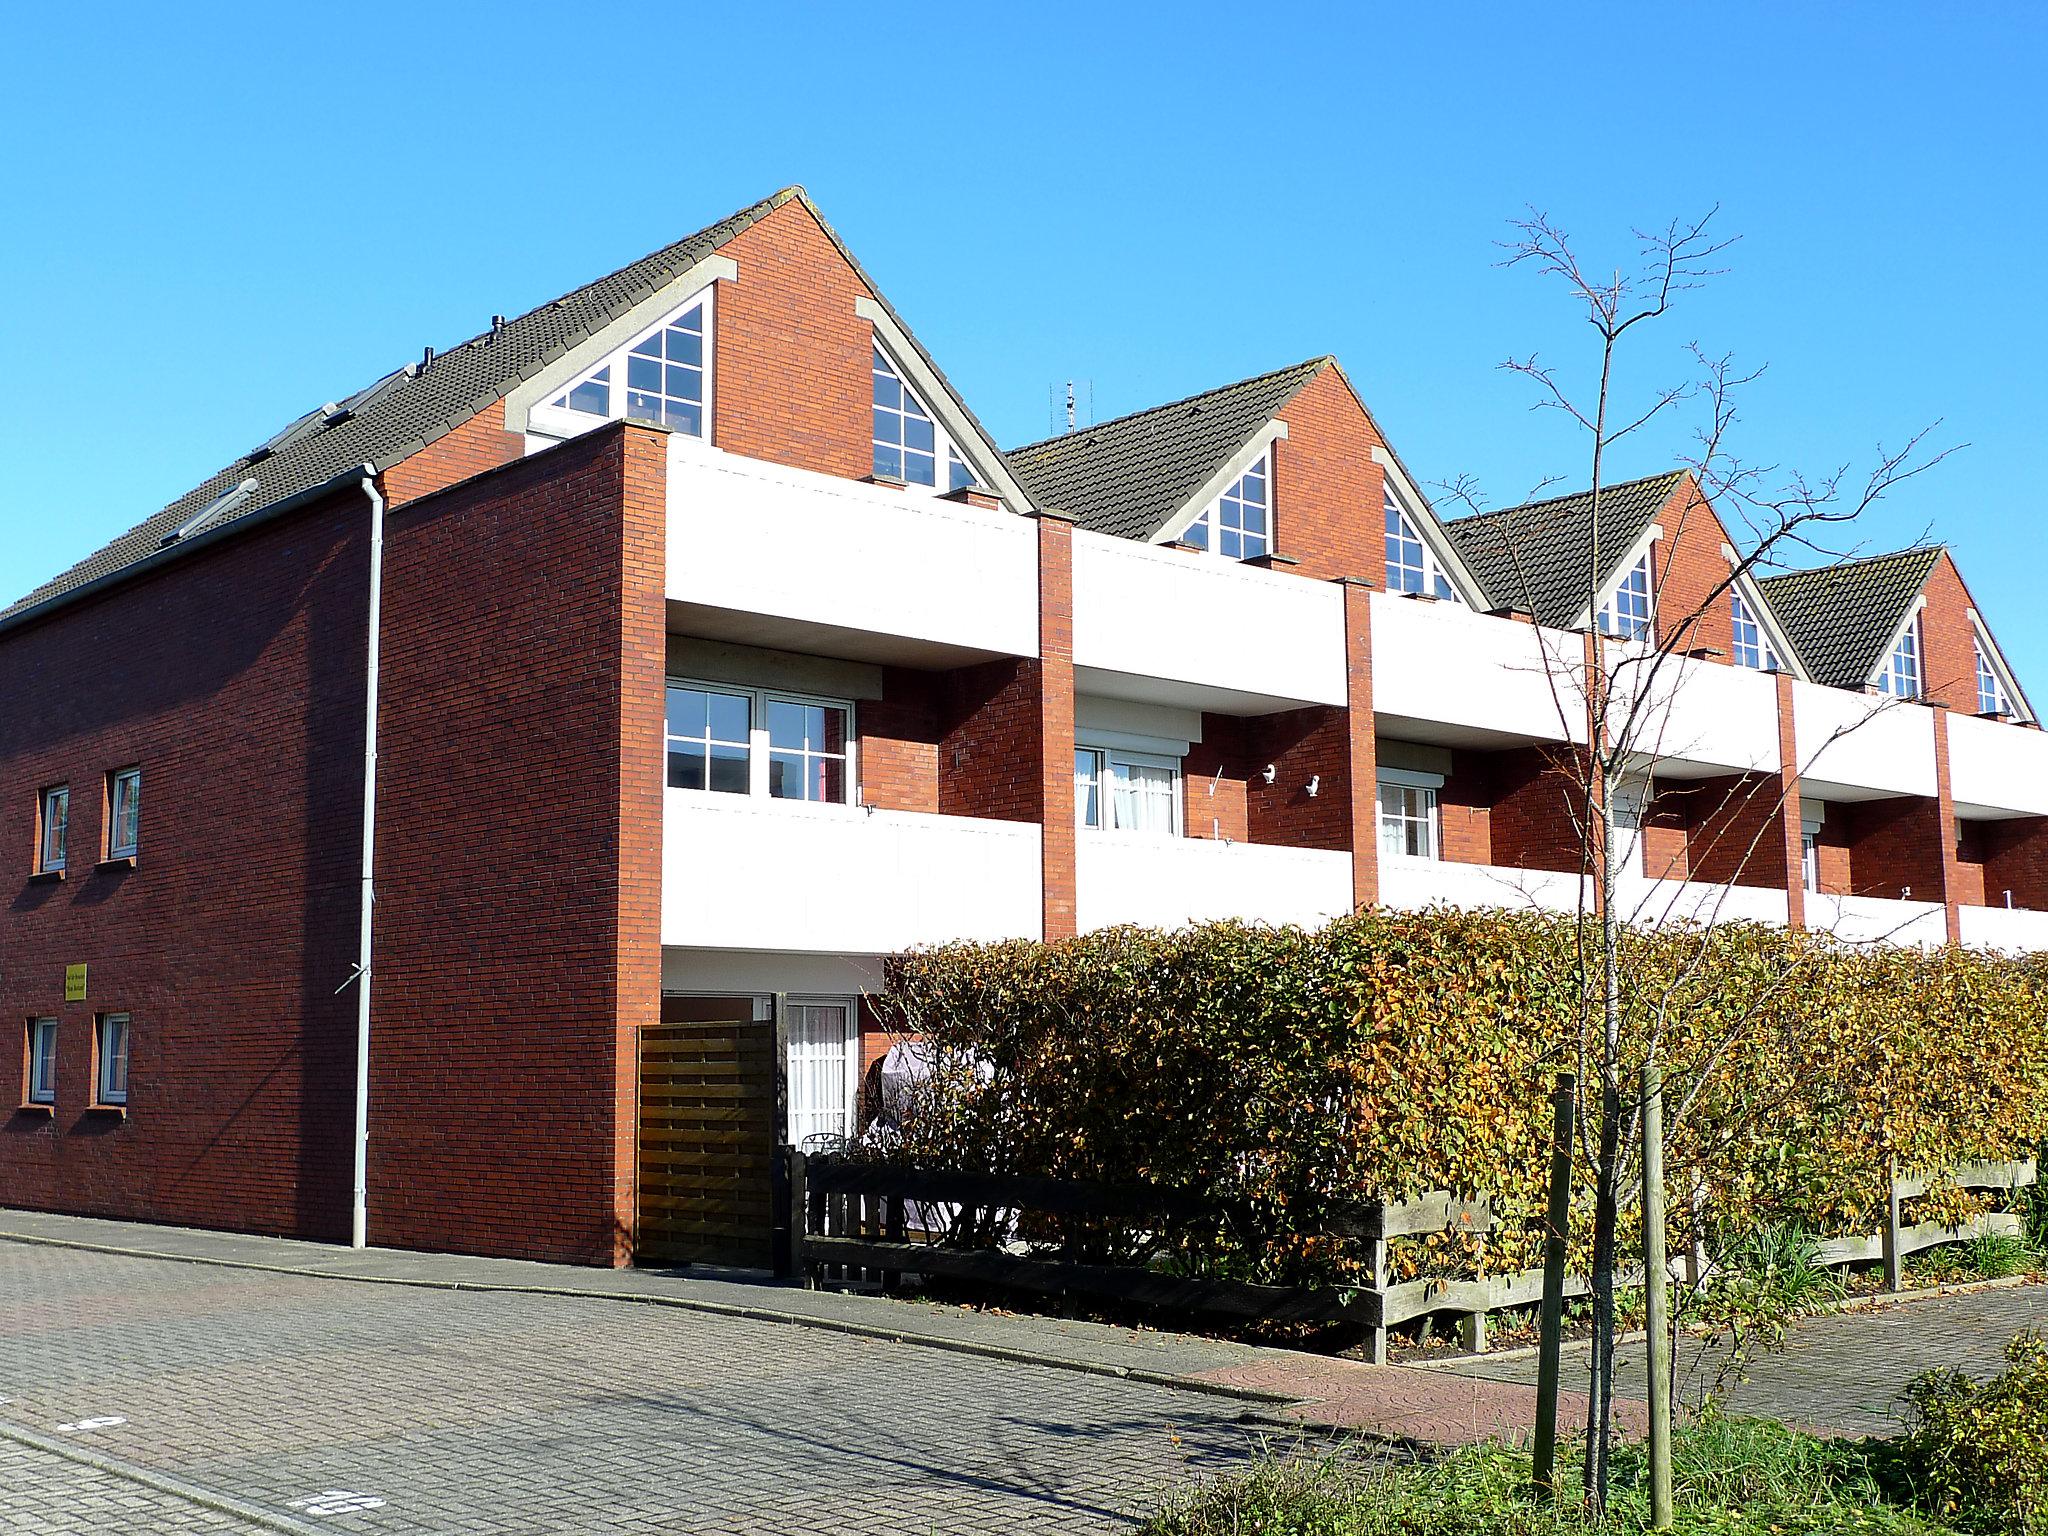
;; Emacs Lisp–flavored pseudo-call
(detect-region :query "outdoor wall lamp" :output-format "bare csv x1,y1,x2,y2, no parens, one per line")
1307,775,1321,798
1261,764,1277,784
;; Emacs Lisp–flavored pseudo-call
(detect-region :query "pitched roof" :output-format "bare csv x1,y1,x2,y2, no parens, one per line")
6,186,1016,629
1003,358,1329,539
1442,471,1688,627
1756,546,1942,690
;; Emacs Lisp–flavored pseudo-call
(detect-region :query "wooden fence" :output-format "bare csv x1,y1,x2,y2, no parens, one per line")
780,1151,2038,1361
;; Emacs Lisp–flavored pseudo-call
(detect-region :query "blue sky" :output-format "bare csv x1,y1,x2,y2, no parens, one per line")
5,4,2042,675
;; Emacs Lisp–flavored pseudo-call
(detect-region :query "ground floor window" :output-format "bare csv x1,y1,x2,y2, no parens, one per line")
25,1017,56,1105
1075,746,1180,834
786,997,858,1149
95,1013,129,1107
1376,781,1441,860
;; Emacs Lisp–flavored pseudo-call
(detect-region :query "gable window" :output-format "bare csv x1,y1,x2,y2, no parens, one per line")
1376,779,1441,861
1598,552,1654,641
1876,617,1922,699
1074,746,1179,835
25,1018,56,1106
547,294,711,438
666,681,855,805
107,767,141,860
872,345,973,491
1730,590,1781,671
1182,455,1270,561
94,1014,129,1108
1383,486,1458,600
1976,639,2015,717
36,785,68,874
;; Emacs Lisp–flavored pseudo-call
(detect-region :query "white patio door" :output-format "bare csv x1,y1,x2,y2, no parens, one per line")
786,998,858,1149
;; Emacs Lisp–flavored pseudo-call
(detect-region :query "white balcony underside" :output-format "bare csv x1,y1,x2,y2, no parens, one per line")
663,793,1042,953
1075,834,1353,933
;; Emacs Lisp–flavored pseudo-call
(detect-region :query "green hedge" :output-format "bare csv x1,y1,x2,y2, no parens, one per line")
875,910,2048,1289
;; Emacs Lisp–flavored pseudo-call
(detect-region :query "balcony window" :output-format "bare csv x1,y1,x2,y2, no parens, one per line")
1075,746,1179,834
1977,639,2015,717
1383,486,1458,600
786,997,858,1149
1182,454,1270,561
1802,832,1820,894
25,1017,56,1106
1598,552,1654,640
1730,590,1780,671
95,1013,129,1107
1376,782,1440,861
666,681,855,805
1876,618,1922,699
37,785,67,874
107,767,141,859
547,293,710,438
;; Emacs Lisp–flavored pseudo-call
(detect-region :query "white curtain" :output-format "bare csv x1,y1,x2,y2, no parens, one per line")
1110,761,1174,834
786,1002,855,1147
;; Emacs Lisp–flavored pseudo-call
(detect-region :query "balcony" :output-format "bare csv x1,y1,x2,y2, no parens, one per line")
665,440,1038,664
1620,651,1781,778
1615,876,1790,929
1947,712,2048,818
1371,595,1584,747
1792,681,1937,800
1075,834,1353,933
1806,893,1948,949
662,792,1042,953
1959,904,2048,954
1380,856,1585,915
1071,532,1347,712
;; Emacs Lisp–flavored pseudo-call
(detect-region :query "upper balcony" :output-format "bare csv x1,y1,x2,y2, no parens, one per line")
662,791,1042,953
1371,595,1585,748
1075,833,1352,933
665,439,1038,666
1792,680,1937,801
1617,649,1782,780
1071,532,1347,714
1947,711,2048,819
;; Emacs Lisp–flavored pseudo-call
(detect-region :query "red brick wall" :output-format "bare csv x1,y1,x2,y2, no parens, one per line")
1037,517,1078,939
1776,674,1807,928
1184,714,1251,842
1811,816,1854,897
1489,747,1591,873
0,491,369,1240
382,406,524,508
938,661,1044,823
1246,708,1352,853
1844,796,1947,903
1651,476,1740,661
1343,581,1378,907
1682,773,1792,890
1919,554,1986,716
1269,366,1387,583
858,667,942,814
1438,750,1493,865
1932,706,1964,941
1981,819,2048,910
369,422,663,1265
1640,789,1692,882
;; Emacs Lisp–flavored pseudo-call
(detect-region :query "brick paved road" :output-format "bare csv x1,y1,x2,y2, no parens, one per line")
0,1243,1260,1535
1450,1282,2048,1437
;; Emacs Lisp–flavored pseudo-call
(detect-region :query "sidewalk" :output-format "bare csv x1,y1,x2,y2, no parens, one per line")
0,1207,1634,1447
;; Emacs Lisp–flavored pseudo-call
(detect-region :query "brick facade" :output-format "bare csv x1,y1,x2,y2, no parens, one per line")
1270,367,1388,583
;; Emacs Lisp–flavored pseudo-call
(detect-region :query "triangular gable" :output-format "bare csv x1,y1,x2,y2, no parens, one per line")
1445,471,1687,628
1757,547,1942,692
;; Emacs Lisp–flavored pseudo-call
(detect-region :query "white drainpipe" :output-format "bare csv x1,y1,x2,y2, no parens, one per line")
351,466,385,1249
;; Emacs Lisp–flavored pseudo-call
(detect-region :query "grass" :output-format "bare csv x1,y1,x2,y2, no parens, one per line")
1142,1415,1962,1535
1909,1233,2040,1286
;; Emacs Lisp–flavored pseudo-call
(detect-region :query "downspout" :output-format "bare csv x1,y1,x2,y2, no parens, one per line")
351,466,385,1249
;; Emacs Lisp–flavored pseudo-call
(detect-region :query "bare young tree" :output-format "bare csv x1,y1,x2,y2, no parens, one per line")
1439,208,1957,1510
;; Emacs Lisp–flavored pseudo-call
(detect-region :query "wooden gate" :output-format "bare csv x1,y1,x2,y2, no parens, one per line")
636,1014,780,1268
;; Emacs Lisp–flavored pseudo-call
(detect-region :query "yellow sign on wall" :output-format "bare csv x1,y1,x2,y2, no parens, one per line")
64,964,87,1003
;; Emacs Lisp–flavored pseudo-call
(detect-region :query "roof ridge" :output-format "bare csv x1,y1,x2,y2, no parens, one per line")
1006,356,1329,455
1445,468,1687,526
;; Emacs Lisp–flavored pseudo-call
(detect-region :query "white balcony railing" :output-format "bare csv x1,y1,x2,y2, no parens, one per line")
1947,712,2048,818
1379,856,1585,916
1959,904,2048,954
665,440,1039,658
1076,833,1352,933
1792,681,1937,799
662,792,1042,953
1615,876,1790,929
1071,531,1347,708
1371,595,1585,745
1620,651,1782,777
1806,893,1948,949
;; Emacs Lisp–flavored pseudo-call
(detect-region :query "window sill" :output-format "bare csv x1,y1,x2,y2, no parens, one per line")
97,855,137,871
15,1102,55,1116
26,869,64,884
85,1103,127,1118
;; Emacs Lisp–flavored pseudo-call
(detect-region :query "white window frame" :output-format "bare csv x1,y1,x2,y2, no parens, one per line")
37,785,68,874
107,767,141,860
1598,551,1655,641
1074,743,1182,836
785,995,860,1149
665,679,857,806
26,1017,56,1106
871,341,973,495
1801,831,1821,894
1382,484,1459,601
1975,636,2016,718
95,1013,129,1107
1876,613,1923,700
1730,589,1781,672
1182,453,1272,561
536,288,715,442
1375,770,1443,861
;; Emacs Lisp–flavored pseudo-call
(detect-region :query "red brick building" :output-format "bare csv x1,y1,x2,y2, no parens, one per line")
5,188,2043,1265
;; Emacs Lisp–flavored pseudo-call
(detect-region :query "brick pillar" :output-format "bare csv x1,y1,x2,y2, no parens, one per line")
1037,512,1078,940
1775,672,1807,931
1932,705,1964,945
1340,578,1378,910
1583,630,1608,915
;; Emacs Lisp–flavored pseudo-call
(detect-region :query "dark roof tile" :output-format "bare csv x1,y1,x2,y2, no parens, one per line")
1443,471,1687,628
1757,546,1941,690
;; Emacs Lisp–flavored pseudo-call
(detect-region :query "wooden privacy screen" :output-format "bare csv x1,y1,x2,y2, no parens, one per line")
636,1019,779,1268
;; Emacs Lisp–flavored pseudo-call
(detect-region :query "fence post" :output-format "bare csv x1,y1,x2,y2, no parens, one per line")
1642,1065,1672,1531
1363,1212,1389,1366
1882,1159,1903,1294
770,1144,794,1279
805,1156,827,1290
1533,1071,1577,1501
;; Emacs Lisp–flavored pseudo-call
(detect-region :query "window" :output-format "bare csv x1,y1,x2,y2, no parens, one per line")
1730,590,1781,671
107,767,141,859
1877,617,1922,699
1376,782,1440,861
872,344,975,491
1383,486,1459,600
786,998,858,1148
95,1014,129,1107
1598,552,1654,640
37,785,68,874
1801,832,1820,894
665,682,855,805
547,294,710,438
1977,639,2015,717
1074,746,1179,835
25,1018,56,1106
1182,455,1270,560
